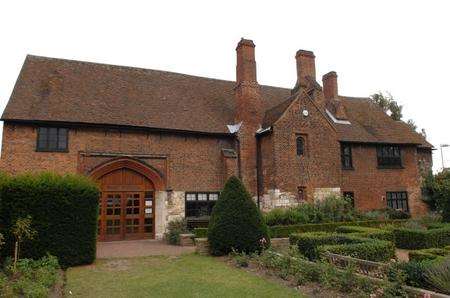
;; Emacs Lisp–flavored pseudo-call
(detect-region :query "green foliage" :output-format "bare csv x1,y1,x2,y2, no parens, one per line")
264,195,360,226
289,232,394,262
370,92,403,121
268,219,407,238
409,247,450,262
193,227,208,238
230,249,250,268
393,226,450,249
0,172,99,267
165,218,188,245
1,255,61,298
336,225,395,242
383,266,408,298
422,171,450,221
207,176,269,256
425,257,450,294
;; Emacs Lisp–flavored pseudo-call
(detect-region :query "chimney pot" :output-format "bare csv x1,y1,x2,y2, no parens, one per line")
322,71,338,100
236,38,257,84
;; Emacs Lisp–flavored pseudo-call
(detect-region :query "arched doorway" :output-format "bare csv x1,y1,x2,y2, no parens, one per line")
90,158,164,241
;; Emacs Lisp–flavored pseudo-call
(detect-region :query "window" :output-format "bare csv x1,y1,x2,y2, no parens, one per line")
343,191,355,207
377,145,402,168
386,191,409,212
185,192,220,219
37,127,68,152
297,186,306,202
341,144,353,169
296,136,305,156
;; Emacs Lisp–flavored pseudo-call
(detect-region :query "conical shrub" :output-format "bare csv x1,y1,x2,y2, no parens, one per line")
207,176,269,255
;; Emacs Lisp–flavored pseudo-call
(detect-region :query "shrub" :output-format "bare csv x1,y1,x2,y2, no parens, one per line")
409,247,450,262
208,176,269,255
193,228,208,238
0,172,99,267
318,239,395,262
269,219,407,238
393,226,450,249
422,171,450,222
165,218,188,245
425,257,450,294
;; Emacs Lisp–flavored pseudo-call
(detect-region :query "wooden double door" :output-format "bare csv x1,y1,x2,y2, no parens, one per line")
97,168,155,241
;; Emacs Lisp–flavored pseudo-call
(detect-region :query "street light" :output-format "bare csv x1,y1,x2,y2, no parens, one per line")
440,144,450,171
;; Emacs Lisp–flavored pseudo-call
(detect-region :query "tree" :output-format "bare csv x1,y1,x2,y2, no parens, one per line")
207,176,269,255
12,216,37,269
370,92,420,133
422,171,450,222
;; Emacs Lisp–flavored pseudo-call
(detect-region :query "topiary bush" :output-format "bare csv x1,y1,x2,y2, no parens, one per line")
207,176,269,256
0,172,99,268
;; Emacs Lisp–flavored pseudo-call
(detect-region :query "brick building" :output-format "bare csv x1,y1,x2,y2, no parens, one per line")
0,39,432,240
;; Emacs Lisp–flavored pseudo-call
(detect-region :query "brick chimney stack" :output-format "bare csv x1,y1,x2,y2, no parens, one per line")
322,71,338,100
234,38,262,197
296,50,316,88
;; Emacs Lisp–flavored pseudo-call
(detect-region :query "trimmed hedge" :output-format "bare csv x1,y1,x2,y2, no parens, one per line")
393,226,450,249
289,232,394,261
0,172,99,268
193,228,208,238
408,246,450,262
335,226,395,242
269,219,407,238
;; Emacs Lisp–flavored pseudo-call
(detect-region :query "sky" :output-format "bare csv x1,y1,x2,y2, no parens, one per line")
0,0,449,172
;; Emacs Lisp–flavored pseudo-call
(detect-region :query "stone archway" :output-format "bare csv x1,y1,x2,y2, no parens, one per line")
90,158,165,241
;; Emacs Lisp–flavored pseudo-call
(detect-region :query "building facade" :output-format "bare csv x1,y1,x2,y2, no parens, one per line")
0,39,432,240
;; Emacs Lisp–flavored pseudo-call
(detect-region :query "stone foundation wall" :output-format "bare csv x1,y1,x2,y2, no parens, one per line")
155,190,185,239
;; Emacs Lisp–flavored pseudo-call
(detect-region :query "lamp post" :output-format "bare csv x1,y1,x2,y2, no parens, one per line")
440,144,450,171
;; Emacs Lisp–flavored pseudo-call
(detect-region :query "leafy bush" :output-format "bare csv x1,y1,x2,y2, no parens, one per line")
269,219,407,238
0,173,99,268
208,176,269,255
264,195,361,226
393,226,450,249
318,239,395,262
336,225,395,242
193,228,208,238
422,171,450,222
1,255,61,297
165,218,188,245
425,257,450,294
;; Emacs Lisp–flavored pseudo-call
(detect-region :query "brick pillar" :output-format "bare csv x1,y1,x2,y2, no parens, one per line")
234,38,262,196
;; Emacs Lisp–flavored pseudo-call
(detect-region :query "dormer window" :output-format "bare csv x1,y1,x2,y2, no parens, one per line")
36,127,68,152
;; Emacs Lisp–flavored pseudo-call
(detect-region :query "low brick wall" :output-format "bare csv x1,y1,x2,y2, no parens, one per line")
179,233,195,246
195,238,209,255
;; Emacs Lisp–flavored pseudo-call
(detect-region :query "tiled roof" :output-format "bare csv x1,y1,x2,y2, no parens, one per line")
1,55,290,134
1,55,432,148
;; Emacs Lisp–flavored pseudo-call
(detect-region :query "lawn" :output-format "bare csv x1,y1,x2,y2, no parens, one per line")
65,254,302,298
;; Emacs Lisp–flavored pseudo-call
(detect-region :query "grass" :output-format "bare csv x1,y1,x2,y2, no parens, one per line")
65,254,302,298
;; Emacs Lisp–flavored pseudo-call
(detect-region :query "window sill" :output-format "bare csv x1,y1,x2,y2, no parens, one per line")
377,165,404,170
342,167,354,170
36,149,69,153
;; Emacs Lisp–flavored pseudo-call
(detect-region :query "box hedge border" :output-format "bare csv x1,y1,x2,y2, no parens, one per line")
393,226,450,249
269,219,407,238
408,246,450,262
0,172,99,268
335,225,395,242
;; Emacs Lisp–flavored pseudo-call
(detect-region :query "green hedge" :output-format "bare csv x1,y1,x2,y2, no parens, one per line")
318,239,395,262
0,173,99,268
288,232,395,261
393,226,450,249
269,219,407,238
193,228,208,238
335,226,395,242
408,246,450,262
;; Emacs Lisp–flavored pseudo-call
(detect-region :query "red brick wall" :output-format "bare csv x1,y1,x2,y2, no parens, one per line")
341,144,428,216
0,122,236,192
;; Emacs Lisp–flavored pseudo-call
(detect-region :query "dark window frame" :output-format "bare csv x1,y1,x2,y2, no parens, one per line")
341,143,353,169
296,136,305,156
36,127,69,152
297,186,307,202
185,192,220,219
343,191,355,207
386,191,409,212
377,145,402,168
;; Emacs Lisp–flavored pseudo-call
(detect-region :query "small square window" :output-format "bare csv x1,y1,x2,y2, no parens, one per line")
37,127,68,152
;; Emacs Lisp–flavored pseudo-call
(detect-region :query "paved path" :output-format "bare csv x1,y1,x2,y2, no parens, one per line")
97,240,196,259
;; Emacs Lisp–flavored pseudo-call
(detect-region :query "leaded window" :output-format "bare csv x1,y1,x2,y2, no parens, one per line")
185,192,220,218
37,127,68,152
386,191,409,212
377,145,402,167
296,136,305,156
341,144,353,169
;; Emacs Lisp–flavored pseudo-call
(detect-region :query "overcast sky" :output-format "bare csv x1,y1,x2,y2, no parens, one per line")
1,0,449,172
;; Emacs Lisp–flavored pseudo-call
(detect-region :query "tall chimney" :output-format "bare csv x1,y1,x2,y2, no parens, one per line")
236,38,257,84
322,71,338,100
296,50,316,88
